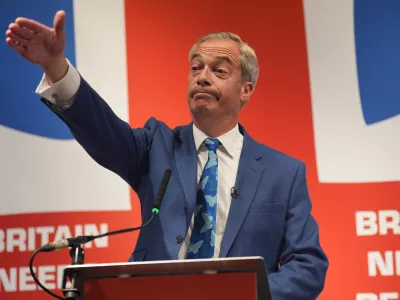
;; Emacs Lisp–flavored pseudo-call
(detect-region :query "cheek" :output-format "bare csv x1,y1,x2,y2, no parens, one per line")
221,85,242,104
187,74,195,85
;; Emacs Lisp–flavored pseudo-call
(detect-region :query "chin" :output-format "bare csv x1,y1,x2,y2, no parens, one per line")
191,102,212,112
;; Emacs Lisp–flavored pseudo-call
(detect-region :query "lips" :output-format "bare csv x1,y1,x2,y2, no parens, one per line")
193,92,215,100
190,89,220,100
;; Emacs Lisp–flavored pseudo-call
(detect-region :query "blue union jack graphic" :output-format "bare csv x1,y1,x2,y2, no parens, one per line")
354,0,400,125
0,0,76,139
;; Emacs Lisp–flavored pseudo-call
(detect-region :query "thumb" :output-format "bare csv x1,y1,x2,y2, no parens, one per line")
53,10,66,38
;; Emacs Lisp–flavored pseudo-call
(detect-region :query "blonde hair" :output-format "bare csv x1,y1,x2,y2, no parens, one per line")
189,32,259,87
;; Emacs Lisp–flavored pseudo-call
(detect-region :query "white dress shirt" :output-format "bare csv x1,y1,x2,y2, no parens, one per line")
178,124,243,259
35,61,244,259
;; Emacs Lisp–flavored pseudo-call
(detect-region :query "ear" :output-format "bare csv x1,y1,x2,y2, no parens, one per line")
240,82,254,108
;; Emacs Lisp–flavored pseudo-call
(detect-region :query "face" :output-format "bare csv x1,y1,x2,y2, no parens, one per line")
187,39,253,122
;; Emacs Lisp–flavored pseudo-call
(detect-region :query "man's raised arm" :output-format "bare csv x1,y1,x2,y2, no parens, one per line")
5,10,156,191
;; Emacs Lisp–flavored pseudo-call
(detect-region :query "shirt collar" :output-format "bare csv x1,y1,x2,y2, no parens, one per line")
192,123,243,158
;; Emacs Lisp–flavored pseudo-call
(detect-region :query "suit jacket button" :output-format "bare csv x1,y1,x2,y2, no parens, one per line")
176,235,184,244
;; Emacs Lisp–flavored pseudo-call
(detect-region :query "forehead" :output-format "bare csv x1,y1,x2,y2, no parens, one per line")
191,39,240,65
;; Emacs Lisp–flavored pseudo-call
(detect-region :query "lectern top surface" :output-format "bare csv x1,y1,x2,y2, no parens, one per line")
62,256,272,300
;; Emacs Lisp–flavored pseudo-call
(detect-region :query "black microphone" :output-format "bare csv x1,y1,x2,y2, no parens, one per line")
231,187,240,198
39,168,172,252
152,168,171,213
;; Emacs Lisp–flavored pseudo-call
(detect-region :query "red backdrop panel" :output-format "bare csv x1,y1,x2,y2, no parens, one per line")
125,1,399,299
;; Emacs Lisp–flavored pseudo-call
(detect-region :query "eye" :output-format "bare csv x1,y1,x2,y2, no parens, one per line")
215,68,227,74
191,66,200,71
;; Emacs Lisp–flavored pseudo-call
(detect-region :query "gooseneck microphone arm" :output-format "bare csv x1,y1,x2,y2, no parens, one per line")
29,169,172,300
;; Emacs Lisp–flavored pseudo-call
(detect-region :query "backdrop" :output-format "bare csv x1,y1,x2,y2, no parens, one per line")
0,1,399,299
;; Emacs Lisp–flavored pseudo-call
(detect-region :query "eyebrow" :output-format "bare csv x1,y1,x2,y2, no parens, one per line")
190,53,201,61
190,53,234,65
215,55,234,65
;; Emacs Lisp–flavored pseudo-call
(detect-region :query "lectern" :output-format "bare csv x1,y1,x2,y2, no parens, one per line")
61,256,271,300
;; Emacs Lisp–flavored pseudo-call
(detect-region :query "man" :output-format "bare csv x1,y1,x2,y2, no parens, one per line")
5,10,328,299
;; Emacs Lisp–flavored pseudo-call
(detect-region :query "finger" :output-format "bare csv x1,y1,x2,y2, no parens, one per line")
9,23,33,40
6,37,26,54
6,29,29,47
54,10,66,37
15,17,49,33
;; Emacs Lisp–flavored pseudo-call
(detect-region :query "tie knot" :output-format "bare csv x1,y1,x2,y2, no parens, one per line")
203,138,221,151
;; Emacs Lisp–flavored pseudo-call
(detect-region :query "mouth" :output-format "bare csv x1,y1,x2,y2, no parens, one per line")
190,90,219,101
193,92,215,100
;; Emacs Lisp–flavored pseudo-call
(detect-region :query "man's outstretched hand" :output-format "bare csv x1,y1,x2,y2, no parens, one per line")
5,10,68,83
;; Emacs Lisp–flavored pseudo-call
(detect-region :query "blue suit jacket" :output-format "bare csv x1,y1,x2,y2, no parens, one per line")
44,78,328,299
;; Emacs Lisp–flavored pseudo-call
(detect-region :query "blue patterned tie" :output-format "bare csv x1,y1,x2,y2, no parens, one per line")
187,138,221,259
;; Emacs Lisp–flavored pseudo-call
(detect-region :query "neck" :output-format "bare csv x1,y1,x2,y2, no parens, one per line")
193,115,238,137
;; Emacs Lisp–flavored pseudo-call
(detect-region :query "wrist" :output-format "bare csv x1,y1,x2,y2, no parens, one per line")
42,56,69,84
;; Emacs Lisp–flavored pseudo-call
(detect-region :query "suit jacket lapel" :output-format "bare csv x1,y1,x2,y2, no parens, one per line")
173,123,198,228
219,125,264,258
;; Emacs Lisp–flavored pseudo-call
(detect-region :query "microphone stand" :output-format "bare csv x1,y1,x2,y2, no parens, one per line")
58,211,160,300
61,244,85,300
29,169,171,300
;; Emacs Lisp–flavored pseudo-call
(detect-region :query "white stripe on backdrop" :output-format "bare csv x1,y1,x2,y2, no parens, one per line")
303,0,400,183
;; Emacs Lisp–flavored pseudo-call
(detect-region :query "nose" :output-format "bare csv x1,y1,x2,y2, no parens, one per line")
197,68,211,87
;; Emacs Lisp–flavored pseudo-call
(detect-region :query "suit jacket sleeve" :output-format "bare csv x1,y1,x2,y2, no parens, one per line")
268,162,329,300
41,76,157,191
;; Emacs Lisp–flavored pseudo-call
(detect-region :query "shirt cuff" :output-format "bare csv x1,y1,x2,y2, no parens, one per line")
35,59,81,109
